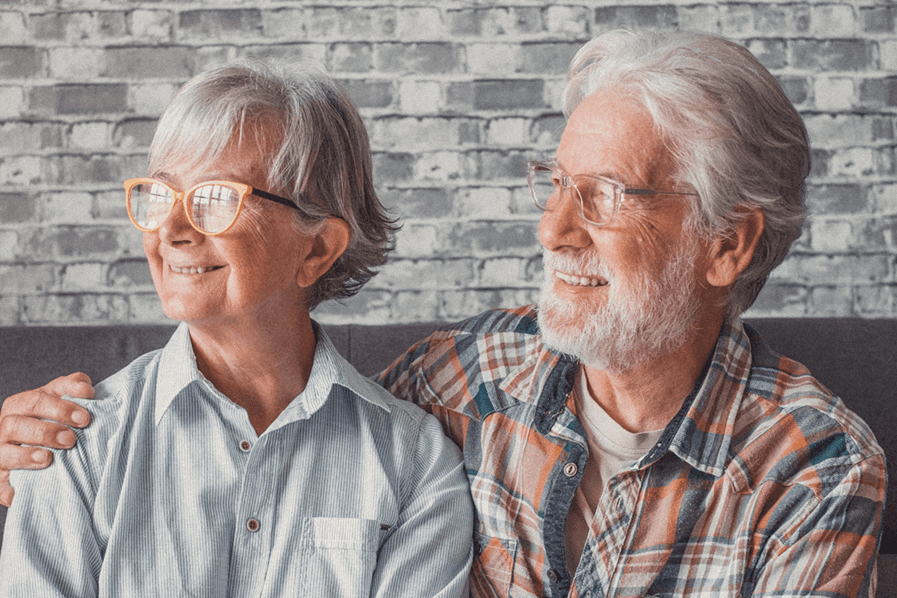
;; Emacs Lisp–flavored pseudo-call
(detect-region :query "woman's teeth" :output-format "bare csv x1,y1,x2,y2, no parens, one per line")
556,271,606,287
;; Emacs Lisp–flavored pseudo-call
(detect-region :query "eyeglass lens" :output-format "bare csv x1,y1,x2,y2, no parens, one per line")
128,182,242,234
530,169,616,225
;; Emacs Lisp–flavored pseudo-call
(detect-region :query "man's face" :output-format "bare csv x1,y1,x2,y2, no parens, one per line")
537,90,714,372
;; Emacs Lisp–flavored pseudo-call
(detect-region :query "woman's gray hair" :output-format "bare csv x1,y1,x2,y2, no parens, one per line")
564,30,809,320
149,58,397,309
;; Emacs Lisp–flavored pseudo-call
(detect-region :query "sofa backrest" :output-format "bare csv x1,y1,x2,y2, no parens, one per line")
0,318,893,555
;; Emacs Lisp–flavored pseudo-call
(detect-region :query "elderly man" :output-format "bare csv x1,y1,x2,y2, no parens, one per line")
0,30,886,597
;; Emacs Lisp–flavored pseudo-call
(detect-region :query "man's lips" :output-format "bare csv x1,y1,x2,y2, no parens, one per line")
554,271,608,287
168,264,224,275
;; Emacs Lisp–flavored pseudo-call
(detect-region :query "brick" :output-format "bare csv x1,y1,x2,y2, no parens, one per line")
331,43,372,73
811,4,858,37
377,258,475,290
0,296,19,325
871,184,897,212
806,184,869,214
395,7,446,40
808,219,854,252
440,288,538,320
862,7,895,33
312,288,392,325
530,114,565,148
241,44,325,67
68,122,111,151
0,156,40,186
859,77,897,109
178,10,262,40
792,40,875,71
467,43,520,76
0,12,27,44
396,80,439,114
128,292,167,323
466,149,529,181
519,43,580,75
813,77,855,111
104,46,191,78
21,293,130,324
376,43,458,74
755,4,811,36
487,117,528,146
48,47,103,80
447,7,542,36
827,147,877,178
454,186,513,219
0,264,54,293
744,282,808,316
746,39,787,70
446,221,539,256
413,151,461,181
339,79,394,109
379,186,451,218
677,5,720,32
478,257,536,287
0,122,63,156
30,226,121,260
881,42,897,72
130,9,173,40
47,155,133,186
0,192,37,223
392,290,440,321
113,119,157,150
804,114,873,148
0,85,22,118
29,84,128,116
373,151,415,182
448,80,545,111
44,192,94,224
772,253,889,283
0,231,18,262
95,189,130,221
261,8,308,39
545,6,589,37
0,47,40,78
129,82,179,116
855,285,893,315
595,5,678,30
60,262,107,291
809,285,855,316
305,7,398,38
108,258,152,288
369,116,473,151
720,5,754,36
777,76,810,107
392,223,439,258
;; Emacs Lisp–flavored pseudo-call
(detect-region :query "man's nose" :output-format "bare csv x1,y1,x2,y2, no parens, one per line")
538,187,592,252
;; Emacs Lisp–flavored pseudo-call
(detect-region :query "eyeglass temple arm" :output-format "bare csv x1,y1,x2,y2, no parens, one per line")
624,188,699,197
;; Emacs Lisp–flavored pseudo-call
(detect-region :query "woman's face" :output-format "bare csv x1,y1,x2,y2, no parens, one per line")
142,138,313,330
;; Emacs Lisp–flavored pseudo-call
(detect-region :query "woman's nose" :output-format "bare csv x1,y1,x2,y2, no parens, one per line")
157,197,203,245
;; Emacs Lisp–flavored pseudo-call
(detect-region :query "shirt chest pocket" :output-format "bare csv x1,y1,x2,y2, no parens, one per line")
299,517,382,597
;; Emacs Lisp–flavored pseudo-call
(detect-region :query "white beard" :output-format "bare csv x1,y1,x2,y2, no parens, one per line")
538,239,702,373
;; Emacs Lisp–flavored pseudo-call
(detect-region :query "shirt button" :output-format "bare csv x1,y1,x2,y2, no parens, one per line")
246,518,260,532
563,462,578,477
239,440,251,452
547,568,560,583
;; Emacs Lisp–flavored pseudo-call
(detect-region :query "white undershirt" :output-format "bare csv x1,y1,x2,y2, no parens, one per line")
564,367,664,574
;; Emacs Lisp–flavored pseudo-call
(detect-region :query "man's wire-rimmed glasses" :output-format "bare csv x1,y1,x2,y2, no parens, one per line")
124,178,305,236
526,161,699,227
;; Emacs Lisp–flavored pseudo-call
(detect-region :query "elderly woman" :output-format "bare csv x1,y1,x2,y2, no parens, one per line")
0,59,473,597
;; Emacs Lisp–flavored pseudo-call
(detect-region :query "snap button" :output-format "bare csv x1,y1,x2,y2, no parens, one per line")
239,440,251,452
547,568,559,582
563,462,578,477
246,518,260,532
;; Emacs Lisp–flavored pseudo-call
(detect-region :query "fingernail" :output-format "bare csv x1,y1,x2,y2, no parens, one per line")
72,410,88,426
57,430,74,445
31,450,48,464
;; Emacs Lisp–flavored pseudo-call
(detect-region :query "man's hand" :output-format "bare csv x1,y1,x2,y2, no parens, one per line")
0,373,94,507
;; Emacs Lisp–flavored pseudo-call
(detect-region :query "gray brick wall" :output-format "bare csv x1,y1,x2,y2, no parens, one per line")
0,0,894,325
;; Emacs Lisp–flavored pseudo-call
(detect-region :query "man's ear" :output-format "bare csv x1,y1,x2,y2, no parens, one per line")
705,206,764,288
295,217,351,288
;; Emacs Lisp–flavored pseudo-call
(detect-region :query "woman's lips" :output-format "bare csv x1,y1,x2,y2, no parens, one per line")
168,264,223,275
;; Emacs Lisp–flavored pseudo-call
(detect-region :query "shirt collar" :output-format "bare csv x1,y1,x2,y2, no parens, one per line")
154,321,390,426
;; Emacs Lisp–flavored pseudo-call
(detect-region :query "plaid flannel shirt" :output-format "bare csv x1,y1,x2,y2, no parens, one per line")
377,306,886,598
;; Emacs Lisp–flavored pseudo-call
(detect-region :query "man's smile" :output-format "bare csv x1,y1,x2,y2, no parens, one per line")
554,271,608,287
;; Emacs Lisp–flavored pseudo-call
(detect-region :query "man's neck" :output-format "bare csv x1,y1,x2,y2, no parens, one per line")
581,317,724,434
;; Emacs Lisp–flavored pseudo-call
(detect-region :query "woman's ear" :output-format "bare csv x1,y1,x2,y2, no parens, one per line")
705,207,765,288
295,217,351,288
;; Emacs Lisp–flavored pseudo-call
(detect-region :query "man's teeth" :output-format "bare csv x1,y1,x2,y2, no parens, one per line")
170,265,219,274
556,271,606,287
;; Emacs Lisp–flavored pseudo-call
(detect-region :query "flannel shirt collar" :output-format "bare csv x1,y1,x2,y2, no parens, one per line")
154,321,390,426
498,317,752,478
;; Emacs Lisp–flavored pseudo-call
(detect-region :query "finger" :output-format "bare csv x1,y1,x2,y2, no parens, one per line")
44,372,94,400
1,387,91,429
0,469,13,507
0,413,77,448
0,442,53,471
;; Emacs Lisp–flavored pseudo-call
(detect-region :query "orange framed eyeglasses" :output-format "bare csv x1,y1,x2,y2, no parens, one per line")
124,178,303,236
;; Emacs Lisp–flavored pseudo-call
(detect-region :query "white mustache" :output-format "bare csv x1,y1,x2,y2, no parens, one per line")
542,250,614,283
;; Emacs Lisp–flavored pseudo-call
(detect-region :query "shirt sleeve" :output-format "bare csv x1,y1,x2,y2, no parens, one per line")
750,453,886,598
369,412,474,598
0,445,102,597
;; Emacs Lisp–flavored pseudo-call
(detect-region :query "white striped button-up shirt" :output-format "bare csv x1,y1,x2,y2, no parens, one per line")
0,323,473,597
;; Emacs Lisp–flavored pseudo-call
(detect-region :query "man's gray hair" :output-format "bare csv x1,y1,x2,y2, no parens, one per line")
149,58,397,309
564,30,809,320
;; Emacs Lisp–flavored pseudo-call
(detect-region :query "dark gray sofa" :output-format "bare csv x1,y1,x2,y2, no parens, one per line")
0,318,893,594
